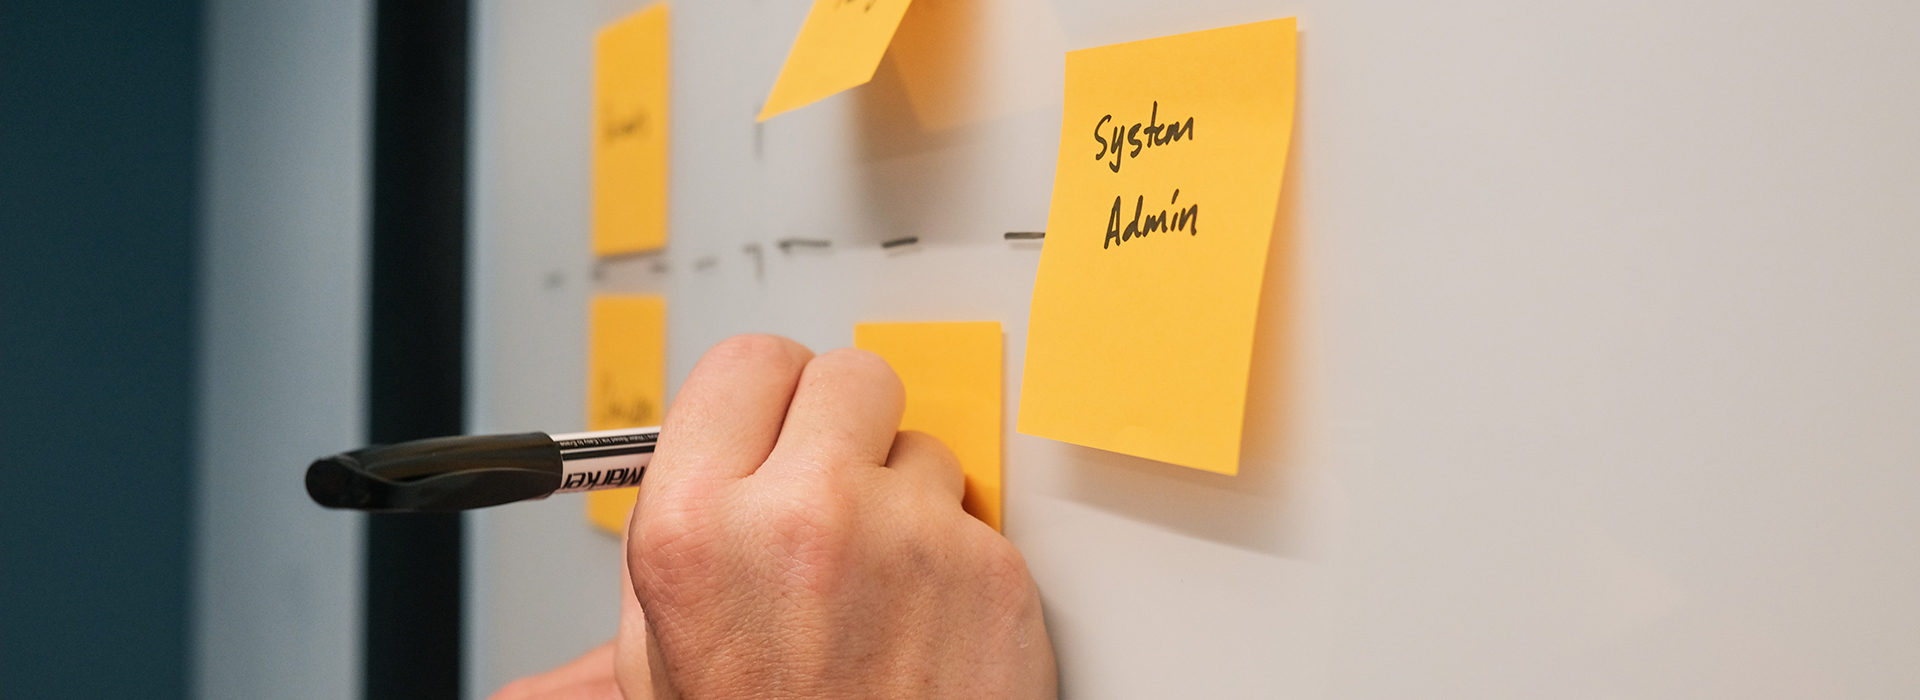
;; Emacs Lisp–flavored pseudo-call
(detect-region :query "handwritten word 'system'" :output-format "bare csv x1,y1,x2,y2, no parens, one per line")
1092,102,1194,173
1107,189,1197,249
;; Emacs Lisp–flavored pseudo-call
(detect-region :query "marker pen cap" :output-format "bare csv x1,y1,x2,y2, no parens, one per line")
305,432,564,512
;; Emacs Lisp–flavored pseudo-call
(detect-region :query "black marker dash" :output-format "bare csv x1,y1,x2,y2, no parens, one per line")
777,238,831,252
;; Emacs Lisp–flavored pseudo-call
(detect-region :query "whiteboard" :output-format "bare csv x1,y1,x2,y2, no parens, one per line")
466,0,1920,697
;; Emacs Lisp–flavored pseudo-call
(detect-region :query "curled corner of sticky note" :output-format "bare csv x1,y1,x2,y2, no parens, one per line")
586,487,639,536
757,0,917,122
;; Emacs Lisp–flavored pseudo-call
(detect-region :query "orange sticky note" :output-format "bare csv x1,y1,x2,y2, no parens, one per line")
758,0,914,121
592,4,670,256
585,295,666,534
1017,18,1298,475
855,322,1003,531
884,0,985,131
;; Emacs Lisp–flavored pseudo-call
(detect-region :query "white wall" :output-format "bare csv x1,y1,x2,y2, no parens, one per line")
193,0,369,697
465,1,636,693
469,0,1920,697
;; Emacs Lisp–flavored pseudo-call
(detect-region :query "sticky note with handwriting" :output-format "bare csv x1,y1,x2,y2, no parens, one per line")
585,295,666,535
855,321,1003,531
1017,18,1297,475
758,0,914,121
593,4,670,256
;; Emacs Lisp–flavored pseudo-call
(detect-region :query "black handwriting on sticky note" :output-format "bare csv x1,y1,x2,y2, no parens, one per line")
1105,189,1198,249
1092,102,1195,174
595,373,658,427
601,105,651,143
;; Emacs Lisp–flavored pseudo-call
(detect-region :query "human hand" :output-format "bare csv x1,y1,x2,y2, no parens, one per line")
491,335,1056,700
627,334,1056,699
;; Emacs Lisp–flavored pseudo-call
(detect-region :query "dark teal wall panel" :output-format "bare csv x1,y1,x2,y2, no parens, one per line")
0,1,200,698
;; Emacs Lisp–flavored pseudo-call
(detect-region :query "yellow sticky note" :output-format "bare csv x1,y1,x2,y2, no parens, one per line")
592,4,670,256
855,322,1003,531
586,480,641,535
758,0,915,121
585,295,667,535
1017,18,1297,475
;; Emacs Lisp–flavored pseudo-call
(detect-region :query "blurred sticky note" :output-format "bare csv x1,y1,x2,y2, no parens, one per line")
855,321,1003,531
592,4,670,256
886,0,1064,131
758,0,914,121
585,295,666,535
884,0,986,131
1017,18,1297,475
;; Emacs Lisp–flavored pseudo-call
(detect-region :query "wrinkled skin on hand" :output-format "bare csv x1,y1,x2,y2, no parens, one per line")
492,335,1057,700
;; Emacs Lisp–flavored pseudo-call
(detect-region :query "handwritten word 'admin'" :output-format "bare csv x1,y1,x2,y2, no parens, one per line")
1093,102,1195,173
1106,189,1198,249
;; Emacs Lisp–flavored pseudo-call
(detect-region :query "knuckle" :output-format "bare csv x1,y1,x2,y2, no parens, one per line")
975,536,1037,598
766,477,854,549
706,333,807,368
890,432,964,497
909,433,963,473
817,345,888,369
810,347,902,389
753,472,861,585
630,492,720,587
891,429,944,456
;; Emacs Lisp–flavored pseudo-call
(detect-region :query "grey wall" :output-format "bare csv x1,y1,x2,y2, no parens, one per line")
192,0,370,698
0,1,201,697
469,0,1920,698
465,1,635,691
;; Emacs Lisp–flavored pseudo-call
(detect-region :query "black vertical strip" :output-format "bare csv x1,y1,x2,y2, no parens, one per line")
365,0,469,699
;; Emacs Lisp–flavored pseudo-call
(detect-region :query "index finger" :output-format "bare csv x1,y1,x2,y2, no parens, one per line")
761,347,904,475
644,335,813,493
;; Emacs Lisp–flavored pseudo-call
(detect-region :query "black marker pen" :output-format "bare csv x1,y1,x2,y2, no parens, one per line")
305,427,658,512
